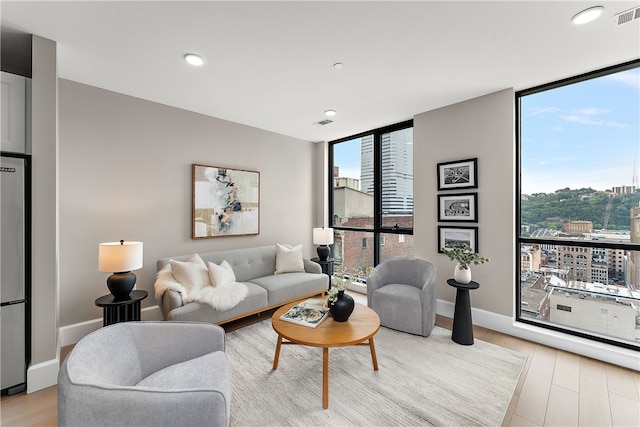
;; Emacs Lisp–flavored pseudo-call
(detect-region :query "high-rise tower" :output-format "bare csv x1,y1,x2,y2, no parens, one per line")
360,129,413,214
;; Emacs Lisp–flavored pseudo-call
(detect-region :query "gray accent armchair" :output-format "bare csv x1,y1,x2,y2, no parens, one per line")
58,321,230,427
367,257,437,337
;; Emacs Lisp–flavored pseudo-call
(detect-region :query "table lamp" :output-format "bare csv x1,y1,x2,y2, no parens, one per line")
313,227,334,261
98,240,143,299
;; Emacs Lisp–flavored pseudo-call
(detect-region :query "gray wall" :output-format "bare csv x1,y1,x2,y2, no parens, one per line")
414,89,515,317
30,35,58,369
313,141,329,228
58,79,317,327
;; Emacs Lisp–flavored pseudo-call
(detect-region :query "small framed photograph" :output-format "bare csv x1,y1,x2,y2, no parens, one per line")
438,226,478,253
437,158,477,190
438,193,478,222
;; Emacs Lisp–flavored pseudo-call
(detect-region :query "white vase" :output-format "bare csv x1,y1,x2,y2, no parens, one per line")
454,263,471,284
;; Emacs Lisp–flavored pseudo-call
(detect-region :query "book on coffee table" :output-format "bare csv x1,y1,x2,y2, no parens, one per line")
279,298,329,328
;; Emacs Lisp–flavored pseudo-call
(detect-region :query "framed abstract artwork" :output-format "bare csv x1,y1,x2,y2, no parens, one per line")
438,193,478,222
438,226,478,253
192,164,260,239
437,158,478,190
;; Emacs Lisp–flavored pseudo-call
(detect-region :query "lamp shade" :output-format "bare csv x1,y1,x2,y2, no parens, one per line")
98,241,143,273
313,227,334,245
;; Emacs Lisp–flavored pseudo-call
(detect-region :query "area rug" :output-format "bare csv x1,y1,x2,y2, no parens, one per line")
225,320,527,426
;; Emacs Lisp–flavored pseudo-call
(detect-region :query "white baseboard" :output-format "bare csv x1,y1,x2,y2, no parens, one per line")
27,358,59,394
59,305,163,347
436,298,639,371
59,317,102,347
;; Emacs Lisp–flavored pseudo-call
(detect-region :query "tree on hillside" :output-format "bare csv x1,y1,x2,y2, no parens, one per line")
521,188,640,231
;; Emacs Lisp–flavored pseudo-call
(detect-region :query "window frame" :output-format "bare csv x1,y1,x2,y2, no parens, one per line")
329,120,414,267
515,59,640,351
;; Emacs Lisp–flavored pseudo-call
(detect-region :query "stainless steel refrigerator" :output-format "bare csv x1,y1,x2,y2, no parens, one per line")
1,153,30,395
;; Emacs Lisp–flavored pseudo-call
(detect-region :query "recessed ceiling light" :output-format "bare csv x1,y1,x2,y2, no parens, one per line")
333,62,344,69
184,53,204,66
572,6,604,25
324,109,337,117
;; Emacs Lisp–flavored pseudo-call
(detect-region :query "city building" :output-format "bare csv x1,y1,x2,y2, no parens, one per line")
331,183,413,271
548,283,640,343
612,185,636,195
564,220,593,234
360,130,414,214
332,186,373,227
520,271,549,319
334,176,360,192
628,206,640,286
521,245,541,272
557,245,596,282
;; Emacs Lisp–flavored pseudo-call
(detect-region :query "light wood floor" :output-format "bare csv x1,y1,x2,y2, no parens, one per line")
2,293,639,427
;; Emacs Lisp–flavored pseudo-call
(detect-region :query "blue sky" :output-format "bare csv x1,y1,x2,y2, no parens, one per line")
521,66,640,195
334,137,364,180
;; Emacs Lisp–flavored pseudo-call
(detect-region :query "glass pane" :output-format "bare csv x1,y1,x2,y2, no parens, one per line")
520,67,640,238
332,136,374,229
379,232,414,264
518,65,640,348
520,242,640,346
381,127,414,228
332,229,374,275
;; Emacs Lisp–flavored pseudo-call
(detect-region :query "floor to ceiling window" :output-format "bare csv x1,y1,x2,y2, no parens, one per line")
517,59,640,349
329,121,414,280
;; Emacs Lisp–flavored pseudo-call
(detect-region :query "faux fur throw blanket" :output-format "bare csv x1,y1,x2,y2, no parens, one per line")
154,265,248,311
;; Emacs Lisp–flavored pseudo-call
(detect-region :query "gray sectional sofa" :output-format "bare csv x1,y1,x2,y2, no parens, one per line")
155,245,328,324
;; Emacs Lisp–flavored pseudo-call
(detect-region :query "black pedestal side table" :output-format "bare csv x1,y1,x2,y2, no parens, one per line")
95,290,148,327
446,279,480,345
311,257,334,289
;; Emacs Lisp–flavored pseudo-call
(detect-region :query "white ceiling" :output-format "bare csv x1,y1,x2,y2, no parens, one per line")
2,1,639,142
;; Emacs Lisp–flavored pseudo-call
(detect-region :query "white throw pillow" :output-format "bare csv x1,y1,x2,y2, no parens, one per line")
170,254,211,292
207,260,237,287
275,243,305,274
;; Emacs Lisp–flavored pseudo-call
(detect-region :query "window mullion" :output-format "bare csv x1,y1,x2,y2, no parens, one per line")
373,131,382,266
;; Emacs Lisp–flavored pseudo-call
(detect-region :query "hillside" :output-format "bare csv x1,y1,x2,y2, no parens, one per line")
521,188,640,231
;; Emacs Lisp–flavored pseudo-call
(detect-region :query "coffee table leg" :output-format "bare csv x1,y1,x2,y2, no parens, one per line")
273,335,282,370
369,337,379,371
323,347,329,409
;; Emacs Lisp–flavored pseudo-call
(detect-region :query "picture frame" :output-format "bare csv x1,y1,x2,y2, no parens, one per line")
437,158,478,190
438,193,478,222
192,164,260,239
438,226,478,253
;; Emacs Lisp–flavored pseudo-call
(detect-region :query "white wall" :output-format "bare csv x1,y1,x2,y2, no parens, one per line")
414,89,515,316
58,79,317,327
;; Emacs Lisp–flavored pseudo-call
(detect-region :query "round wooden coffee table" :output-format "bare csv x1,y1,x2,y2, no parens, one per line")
271,299,381,409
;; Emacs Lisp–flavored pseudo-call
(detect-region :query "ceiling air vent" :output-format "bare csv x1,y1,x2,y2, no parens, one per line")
313,119,333,126
614,6,640,26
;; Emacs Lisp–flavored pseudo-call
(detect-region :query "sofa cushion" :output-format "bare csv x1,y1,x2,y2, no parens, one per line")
158,246,278,283
166,282,268,324
136,351,229,391
170,254,210,292
275,243,305,274
250,272,327,306
207,260,236,287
